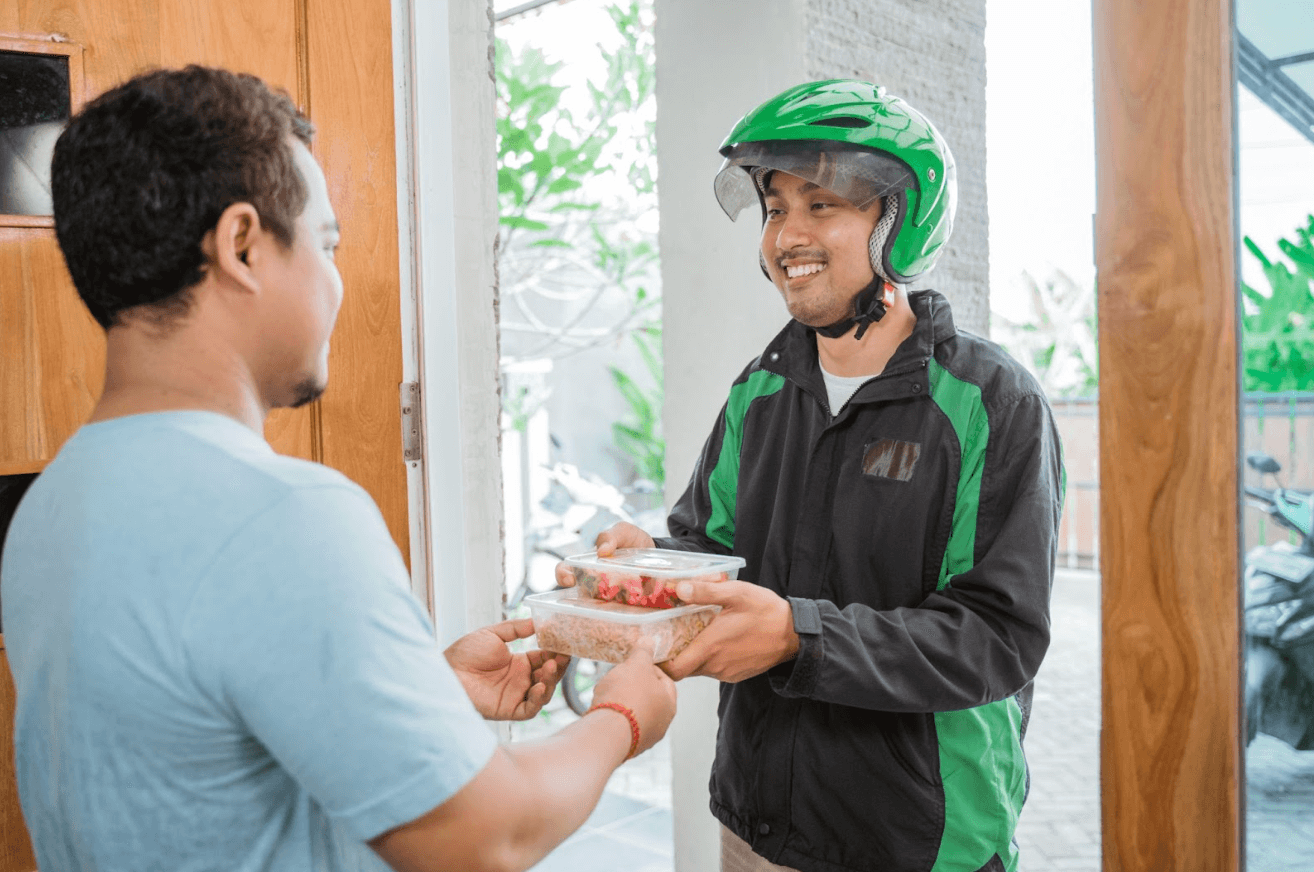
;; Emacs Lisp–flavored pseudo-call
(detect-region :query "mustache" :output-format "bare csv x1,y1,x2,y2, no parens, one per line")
774,250,829,269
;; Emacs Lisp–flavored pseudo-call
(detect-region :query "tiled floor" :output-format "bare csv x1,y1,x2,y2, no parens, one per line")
528,792,673,872
508,681,674,872
1015,569,1101,871
1247,733,1314,871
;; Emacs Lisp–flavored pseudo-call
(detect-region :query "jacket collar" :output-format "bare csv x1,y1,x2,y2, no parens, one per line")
760,289,957,389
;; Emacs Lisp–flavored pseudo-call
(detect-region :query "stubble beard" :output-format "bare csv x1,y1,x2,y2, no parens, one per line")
288,376,326,409
780,280,853,329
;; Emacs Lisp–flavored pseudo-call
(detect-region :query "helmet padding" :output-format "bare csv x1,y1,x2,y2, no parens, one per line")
867,195,899,283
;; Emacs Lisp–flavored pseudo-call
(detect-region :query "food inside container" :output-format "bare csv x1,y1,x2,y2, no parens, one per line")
526,589,720,663
562,548,746,608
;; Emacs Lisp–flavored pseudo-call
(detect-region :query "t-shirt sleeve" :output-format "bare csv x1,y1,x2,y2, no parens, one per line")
181,482,497,842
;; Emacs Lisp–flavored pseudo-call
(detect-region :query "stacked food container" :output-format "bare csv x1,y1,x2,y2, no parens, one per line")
525,548,746,663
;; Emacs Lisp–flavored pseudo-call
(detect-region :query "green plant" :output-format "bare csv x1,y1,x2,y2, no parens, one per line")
495,0,655,261
608,325,664,487
495,0,660,364
1241,215,1314,392
494,41,603,245
992,269,1098,397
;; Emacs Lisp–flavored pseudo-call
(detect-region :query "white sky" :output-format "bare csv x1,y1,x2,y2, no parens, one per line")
985,0,1096,320
499,0,1314,320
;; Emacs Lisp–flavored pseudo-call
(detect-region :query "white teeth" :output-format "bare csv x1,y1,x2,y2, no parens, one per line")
786,262,825,278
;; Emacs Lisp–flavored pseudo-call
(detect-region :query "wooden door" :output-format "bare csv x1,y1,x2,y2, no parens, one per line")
0,1,406,866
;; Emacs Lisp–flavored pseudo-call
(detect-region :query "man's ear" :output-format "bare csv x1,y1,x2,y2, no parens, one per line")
206,202,263,293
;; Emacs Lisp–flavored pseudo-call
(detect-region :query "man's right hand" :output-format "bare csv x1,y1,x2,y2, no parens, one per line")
587,638,677,757
554,521,657,588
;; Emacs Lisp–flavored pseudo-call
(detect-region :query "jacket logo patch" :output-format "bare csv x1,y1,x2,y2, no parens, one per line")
862,438,921,482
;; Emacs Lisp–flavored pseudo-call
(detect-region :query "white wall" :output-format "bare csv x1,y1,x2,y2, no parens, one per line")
655,1,808,867
655,1,988,868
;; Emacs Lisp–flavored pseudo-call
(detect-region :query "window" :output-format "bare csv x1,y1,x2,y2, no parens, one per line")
0,41,81,223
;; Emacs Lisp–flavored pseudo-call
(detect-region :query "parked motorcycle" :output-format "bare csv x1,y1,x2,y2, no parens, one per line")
1244,451,1314,750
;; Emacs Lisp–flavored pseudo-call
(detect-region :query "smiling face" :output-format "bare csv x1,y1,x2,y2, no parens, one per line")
253,141,343,408
760,170,882,328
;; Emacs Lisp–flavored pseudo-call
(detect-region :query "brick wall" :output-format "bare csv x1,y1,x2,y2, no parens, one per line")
806,0,990,335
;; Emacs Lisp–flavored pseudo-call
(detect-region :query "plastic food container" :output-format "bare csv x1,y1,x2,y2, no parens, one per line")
526,589,721,663
562,548,747,608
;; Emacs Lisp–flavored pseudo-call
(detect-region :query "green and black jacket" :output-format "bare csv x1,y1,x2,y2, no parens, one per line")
656,290,1064,872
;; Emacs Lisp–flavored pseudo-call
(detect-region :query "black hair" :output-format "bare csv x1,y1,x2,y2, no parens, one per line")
50,65,315,329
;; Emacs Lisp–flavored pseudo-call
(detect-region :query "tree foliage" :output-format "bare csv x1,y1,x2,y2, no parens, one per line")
495,0,663,485
1242,215,1314,392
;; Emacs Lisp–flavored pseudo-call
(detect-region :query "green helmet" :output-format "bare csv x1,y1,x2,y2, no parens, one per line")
714,79,957,283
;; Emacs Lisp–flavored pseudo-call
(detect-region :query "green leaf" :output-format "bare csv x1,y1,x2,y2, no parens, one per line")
499,215,549,231
546,176,584,196
547,201,601,213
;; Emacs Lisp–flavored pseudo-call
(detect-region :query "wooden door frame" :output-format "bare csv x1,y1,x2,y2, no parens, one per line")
1095,0,1245,868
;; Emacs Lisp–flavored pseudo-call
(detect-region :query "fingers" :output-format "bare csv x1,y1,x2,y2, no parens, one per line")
554,561,576,587
530,653,568,686
526,681,551,710
594,522,657,557
659,637,709,681
673,578,740,606
484,617,537,643
626,635,657,664
594,531,619,558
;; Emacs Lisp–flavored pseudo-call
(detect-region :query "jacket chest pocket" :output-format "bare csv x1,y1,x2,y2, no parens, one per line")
861,437,923,482
822,436,956,605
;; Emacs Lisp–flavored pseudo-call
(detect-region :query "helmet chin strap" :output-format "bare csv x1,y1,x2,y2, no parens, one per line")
814,193,900,341
814,275,889,340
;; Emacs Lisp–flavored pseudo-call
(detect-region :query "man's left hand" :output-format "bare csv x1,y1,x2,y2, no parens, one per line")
660,580,799,682
444,618,571,721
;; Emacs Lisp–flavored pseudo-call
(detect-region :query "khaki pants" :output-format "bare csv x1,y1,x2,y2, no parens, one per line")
720,825,801,872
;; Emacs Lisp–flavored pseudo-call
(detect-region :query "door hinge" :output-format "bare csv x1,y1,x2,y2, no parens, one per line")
400,381,423,463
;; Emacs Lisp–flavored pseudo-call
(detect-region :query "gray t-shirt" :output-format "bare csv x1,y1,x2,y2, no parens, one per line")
1,411,496,871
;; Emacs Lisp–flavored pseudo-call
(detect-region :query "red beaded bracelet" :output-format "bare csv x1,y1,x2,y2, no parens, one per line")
587,701,641,760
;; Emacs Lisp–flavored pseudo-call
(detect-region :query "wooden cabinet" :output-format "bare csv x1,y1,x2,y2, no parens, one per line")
0,1,407,552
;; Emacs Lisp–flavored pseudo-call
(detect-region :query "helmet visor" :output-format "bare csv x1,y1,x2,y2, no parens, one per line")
713,140,916,220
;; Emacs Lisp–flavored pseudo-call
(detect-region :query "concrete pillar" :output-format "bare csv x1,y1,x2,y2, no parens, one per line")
654,1,987,868
655,2,807,867
806,0,990,334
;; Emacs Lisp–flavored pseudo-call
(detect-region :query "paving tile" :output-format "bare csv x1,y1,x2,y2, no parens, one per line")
530,829,668,872
594,806,674,855
583,790,655,829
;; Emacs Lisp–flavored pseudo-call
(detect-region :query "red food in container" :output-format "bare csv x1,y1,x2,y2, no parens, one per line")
563,548,746,609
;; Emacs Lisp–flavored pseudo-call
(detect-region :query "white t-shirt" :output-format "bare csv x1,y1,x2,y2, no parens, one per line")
820,360,877,416
1,411,497,872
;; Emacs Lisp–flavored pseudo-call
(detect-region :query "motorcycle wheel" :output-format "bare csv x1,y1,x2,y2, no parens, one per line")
563,657,613,716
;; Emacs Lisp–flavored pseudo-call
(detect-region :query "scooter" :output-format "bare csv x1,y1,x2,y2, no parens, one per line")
1244,451,1314,750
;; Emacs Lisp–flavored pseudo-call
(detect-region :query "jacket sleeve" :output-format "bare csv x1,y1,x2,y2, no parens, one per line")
769,391,1064,712
653,399,737,557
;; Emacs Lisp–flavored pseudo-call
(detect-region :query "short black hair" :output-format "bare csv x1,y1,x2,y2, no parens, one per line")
50,65,315,329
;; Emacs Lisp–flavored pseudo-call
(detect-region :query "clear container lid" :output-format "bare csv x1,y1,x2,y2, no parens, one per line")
525,588,720,623
562,547,745,578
